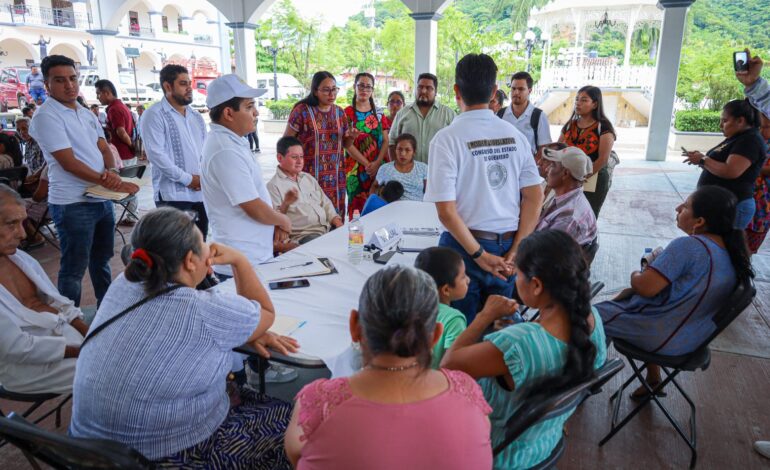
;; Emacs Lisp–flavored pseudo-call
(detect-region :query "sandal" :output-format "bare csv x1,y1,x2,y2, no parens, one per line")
630,380,667,400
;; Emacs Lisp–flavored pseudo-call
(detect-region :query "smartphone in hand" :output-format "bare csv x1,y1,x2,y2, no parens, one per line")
734,51,749,72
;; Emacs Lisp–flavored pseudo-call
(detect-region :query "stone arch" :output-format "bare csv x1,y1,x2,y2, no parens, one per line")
49,42,86,66
0,37,38,67
134,50,162,86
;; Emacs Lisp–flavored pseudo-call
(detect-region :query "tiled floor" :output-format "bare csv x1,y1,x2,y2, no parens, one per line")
2,128,769,469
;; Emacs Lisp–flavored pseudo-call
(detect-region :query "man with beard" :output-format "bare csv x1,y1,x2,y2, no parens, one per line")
141,64,209,237
388,73,455,164
499,71,552,156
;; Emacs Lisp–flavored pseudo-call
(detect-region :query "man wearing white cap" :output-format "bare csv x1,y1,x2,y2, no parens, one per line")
536,146,597,246
201,74,291,280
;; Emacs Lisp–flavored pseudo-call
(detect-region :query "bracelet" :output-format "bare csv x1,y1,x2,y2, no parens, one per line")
107,168,119,174
470,246,485,259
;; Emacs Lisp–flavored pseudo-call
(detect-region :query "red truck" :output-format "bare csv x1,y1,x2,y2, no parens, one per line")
0,67,34,111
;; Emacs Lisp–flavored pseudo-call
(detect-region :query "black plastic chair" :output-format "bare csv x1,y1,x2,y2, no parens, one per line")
581,237,599,267
113,165,145,244
0,166,29,190
599,278,756,468
26,205,60,251
494,358,625,467
0,412,153,469
0,387,71,448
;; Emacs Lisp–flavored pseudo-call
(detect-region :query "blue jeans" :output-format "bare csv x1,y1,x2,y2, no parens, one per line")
49,201,115,307
734,197,756,229
439,232,516,322
29,88,46,103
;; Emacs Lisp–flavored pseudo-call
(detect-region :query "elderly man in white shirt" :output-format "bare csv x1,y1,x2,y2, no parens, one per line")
141,64,209,237
0,186,86,394
29,55,138,307
201,75,291,281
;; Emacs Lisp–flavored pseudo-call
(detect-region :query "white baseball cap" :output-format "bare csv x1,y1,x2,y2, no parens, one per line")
206,74,264,109
542,146,593,182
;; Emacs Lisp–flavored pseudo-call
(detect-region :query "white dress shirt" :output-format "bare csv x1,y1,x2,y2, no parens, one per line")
0,251,83,394
140,97,207,202
29,97,106,205
202,123,274,276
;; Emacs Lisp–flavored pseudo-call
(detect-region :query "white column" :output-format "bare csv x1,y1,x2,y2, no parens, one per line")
69,0,90,29
411,12,440,83
573,12,582,66
645,2,692,161
148,11,163,36
216,13,231,74
90,32,120,81
228,22,258,86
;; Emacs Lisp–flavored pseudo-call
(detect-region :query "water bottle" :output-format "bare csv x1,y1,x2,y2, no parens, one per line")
348,210,364,265
640,247,653,269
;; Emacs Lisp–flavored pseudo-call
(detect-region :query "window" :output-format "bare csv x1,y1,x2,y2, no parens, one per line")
162,16,168,32
177,17,183,33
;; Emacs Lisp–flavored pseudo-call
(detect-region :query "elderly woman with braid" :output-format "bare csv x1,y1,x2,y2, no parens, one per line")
70,207,298,468
284,265,494,470
442,229,607,470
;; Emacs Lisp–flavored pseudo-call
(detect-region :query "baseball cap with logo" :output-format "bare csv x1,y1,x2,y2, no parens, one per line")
542,146,593,182
206,74,264,109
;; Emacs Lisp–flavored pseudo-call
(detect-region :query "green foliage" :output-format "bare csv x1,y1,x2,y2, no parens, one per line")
265,98,296,120
674,110,722,132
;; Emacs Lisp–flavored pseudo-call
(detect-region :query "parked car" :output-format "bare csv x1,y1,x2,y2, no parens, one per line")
118,74,154,105
144,82,163,102
0,67,33,111
78,70,101,105
254,73,305,101
190,89,208,112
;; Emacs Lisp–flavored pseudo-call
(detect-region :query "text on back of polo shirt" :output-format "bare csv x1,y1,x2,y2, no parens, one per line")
466,137,516,149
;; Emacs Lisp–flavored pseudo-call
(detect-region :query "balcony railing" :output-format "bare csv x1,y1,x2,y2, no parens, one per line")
538,65,655,91
129,25,155,38
2,3,92,29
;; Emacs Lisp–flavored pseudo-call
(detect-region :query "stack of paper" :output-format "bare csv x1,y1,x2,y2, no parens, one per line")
257,256,331,281
84,177,141,201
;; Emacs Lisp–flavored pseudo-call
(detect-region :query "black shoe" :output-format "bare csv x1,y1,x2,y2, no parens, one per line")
254,148,261,153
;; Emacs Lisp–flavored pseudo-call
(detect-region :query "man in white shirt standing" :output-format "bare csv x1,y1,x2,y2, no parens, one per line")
499,71,552,156
425,54,544,321
201,74,291,281
29,55,138,306
141,64,209,237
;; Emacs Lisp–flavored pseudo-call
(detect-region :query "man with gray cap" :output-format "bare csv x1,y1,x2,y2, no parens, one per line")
201,74,291,281
536,146,597,246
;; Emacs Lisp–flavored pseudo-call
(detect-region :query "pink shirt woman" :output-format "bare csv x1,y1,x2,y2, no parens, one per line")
284,265,493,469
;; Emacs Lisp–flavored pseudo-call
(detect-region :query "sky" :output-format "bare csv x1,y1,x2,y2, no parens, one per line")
263,0,371,29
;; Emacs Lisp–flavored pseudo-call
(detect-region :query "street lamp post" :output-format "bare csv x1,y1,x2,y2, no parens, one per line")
513,27,548,73
261,39,284,101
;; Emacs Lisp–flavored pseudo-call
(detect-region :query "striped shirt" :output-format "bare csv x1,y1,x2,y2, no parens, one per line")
536,187,597,245
480,308,607,470
746,77,770,116
70,274,261,459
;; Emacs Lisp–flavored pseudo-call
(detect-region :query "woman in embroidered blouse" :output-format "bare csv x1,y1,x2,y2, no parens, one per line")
344,72,391,219
441,230,607,470
284,265,493,470
596,185,753,397
558,85,617,217
285,71,366,218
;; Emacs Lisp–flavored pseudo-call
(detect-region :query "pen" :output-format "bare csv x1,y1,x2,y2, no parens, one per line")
286,321,307,336
280,261,313,270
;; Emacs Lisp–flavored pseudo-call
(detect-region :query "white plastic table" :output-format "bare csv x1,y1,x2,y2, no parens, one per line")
225,200,442,377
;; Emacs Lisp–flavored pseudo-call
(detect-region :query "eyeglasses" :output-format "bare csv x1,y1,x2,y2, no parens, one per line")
356,84,373,91
388,100,404,105
318,87,339,95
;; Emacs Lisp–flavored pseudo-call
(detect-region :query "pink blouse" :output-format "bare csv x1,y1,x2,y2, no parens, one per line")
296,368,493,470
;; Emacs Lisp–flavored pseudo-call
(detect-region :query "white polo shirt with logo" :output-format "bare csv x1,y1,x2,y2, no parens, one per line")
29,98,106,205
424,109,543,233
201,123,274,276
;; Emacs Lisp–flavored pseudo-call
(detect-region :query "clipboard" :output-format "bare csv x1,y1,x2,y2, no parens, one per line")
583,173,598,193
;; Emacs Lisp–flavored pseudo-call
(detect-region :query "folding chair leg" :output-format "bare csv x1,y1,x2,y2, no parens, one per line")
257,356,268,401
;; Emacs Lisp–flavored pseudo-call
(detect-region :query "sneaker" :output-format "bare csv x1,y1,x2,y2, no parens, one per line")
254,148,261,153
245,361,298,387
755,441,770,459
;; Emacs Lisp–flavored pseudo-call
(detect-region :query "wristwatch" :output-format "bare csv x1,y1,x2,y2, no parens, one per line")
698,156,707,168
470,246,485,259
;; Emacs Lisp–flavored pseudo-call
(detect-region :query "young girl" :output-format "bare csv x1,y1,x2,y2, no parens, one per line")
373,133,427,201
414,247,470,368
441,230,607,470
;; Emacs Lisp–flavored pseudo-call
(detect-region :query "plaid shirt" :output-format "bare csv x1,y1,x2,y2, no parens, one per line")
23,137,46,173
536,187,597,245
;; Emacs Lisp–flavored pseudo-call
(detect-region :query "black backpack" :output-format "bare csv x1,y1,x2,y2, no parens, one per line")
497,106,543,148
